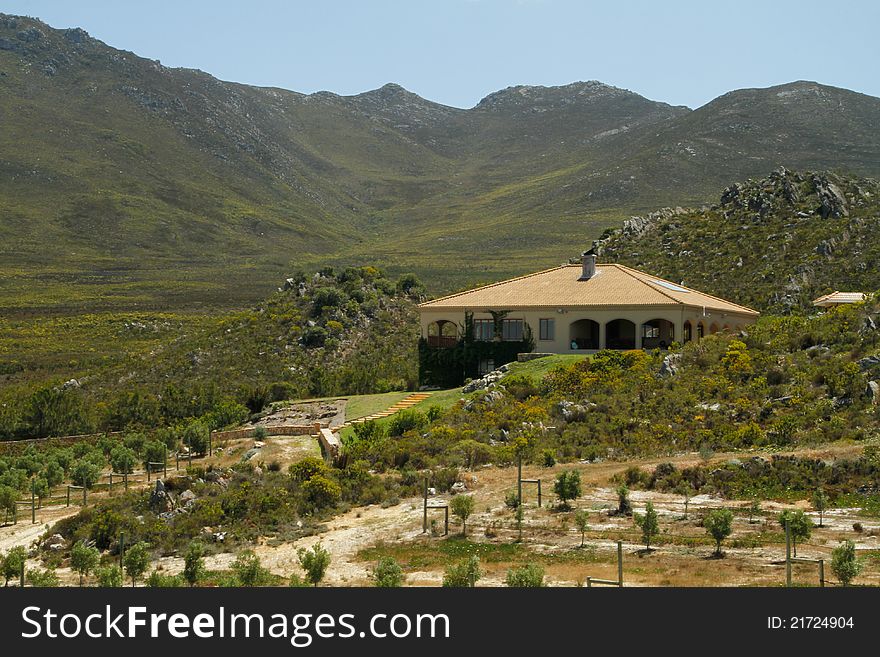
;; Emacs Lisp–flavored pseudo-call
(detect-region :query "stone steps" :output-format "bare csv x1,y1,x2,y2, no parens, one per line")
342,392,432,427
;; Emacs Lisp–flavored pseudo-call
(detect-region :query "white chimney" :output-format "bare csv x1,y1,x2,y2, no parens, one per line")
579,251,597,280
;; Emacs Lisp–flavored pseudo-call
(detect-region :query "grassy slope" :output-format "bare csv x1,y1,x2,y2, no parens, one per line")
2,17,880,314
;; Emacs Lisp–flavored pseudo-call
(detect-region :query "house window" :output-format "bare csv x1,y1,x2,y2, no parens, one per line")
539,318,555,341
473,319,494,341
478,359,495,375
643,324,660,338
697,323,705,339
502,319,523,341
683,323,692,342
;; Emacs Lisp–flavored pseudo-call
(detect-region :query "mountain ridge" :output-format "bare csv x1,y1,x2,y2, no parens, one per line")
2,13,880,313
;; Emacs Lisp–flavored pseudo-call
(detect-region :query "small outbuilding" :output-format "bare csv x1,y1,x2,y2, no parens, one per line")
812,291,867,308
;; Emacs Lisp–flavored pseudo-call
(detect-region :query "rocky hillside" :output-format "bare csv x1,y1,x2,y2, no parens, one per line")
2,14,880,311
593,169,880,312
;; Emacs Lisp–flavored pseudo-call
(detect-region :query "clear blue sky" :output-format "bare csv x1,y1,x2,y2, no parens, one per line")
5,0,878,108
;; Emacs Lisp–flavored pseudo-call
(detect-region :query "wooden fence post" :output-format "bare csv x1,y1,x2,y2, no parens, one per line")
517,454,523,507
785,520,792,587
422,478,428,533
617,541,623,587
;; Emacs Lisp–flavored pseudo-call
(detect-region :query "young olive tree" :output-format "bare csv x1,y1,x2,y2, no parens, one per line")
123,541,150,587
812,489,828,528
634,501,660,551
831,540,862,586
451,494,475,537
298,543,331,587
574,509,590,548
70,540,100,586
616,484,632,516
778,510,812,557
553,470,581,510
2,546,27,586
704,508,734,557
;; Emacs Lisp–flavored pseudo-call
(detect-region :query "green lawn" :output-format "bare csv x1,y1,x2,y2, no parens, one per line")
336,355,586,441
505,354,588,379
344,391,412,422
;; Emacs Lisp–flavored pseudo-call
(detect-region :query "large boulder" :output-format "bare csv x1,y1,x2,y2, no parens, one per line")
42,534,66,551
659,353,681,377
149,480,172,513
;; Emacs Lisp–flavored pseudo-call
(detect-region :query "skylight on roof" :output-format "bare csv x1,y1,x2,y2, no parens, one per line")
654,280,690,293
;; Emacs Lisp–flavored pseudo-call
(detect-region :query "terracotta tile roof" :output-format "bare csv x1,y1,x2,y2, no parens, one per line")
419,264,759,315
812,291,867,306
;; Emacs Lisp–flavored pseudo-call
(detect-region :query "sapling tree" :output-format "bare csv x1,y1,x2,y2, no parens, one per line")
32,476,50,508
778,510,812,557
514,503,524,543
554,470,581,509
812,489,828,528
675,482,693,519
110,445,137,474
831,540,862,586
749,498,761,524
574,509,590,548
0,485,17,522
70,459,100,489
123,541,149,587
704,508,734,557
70,540,100,586
142,440,166,472
616,483,632,516
183,541,205,587
451,494,475,537
298,543,331,587
2,546,27,586
634,502,660,551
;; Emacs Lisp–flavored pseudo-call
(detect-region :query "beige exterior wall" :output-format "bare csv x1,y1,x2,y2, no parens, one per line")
420,305,757,354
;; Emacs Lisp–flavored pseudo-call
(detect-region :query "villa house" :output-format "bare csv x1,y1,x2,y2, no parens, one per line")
419,253,758,378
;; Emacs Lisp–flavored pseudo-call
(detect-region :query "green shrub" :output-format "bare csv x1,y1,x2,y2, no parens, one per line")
373,557,405,587
232,550,271,587
505,563,545,587
831,540,862,586
442,556,481,587
387,409,428,437
95,565,124,587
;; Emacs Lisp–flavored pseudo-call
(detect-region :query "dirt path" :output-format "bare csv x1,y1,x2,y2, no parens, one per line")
0,506,79,554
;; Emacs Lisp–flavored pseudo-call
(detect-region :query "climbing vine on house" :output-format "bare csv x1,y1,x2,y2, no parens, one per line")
419,311,535,387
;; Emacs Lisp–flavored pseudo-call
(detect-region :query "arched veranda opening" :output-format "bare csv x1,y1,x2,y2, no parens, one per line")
569,319,600,350
606,319,636,350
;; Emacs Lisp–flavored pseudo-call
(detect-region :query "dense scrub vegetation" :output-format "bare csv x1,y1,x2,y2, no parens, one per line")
343,295,880,473
619,451,880,513
41,456,459,561
0,267,421,440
